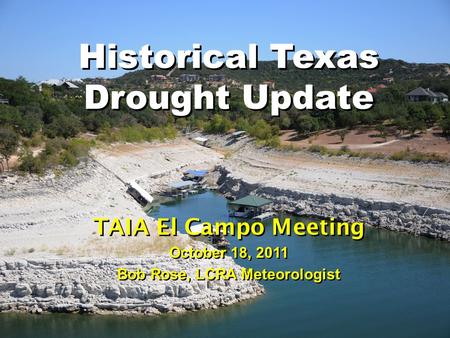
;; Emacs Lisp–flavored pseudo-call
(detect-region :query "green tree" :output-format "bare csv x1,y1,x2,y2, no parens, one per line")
44,114,82,138
295,114,320,135
406,104,427,136
407,117,426,136
375,124,387,141
337,129,349,143
439,115,450,136
423,104,443,127
0,128,20,170
338,110,359,128
394,116,408,135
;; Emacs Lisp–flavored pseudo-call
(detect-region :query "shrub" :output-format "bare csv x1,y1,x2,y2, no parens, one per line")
59,150,78,167
308,145,327,154
389,150,447,163
204,115,233,134
18,148,45,174
67,138,91,158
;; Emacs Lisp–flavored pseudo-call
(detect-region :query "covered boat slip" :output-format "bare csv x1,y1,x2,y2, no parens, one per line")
165,169,209,197
228,195,273,219
183,169,208,182
166,180,203,198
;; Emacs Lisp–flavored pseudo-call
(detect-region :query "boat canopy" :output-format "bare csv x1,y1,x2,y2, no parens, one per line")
128,180,153,203
169,180,196,189
229,195,272,208
185,169,208,177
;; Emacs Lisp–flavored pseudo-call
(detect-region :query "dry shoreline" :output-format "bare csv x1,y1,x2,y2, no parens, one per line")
0,139,265,315
1,136,449,315
211,136,450,240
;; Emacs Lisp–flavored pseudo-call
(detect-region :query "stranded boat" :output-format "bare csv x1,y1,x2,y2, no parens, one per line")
189,222,230,249
126,180,153,206
253,212,277,221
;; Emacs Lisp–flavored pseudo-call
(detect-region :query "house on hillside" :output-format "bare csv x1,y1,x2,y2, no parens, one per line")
262,80,276,89
367,84,387,94
150,74,167,81
406,87,448,103
38,79,81,92
61,81,79,89
179,74,200,82
208,74,225,82
436,92,449,103
0,94,9,104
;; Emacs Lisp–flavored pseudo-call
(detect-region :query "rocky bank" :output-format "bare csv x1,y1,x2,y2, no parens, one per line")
0,256,263,315
217,166,450,240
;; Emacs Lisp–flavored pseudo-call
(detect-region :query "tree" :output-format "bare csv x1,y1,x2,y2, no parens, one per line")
439,115,450,136
423,104,443,127
0,128,20,170
394,116,408,135
360,110,375,125
18,105,43,137
279,114,292,129
337,129,349,143
406,104,427,136
43,114,82,138
407,117,426,136
375,124,387,142
294,114,320,135
338,110,359,128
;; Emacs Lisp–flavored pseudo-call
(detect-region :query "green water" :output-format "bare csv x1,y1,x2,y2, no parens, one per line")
1,191,449,338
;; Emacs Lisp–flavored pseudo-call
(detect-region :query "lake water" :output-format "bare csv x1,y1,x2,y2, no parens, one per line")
1,191,449,338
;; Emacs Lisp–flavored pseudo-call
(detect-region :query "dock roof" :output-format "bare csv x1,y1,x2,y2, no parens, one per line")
169,180,196,189
185,169,208,177
229,195,272,208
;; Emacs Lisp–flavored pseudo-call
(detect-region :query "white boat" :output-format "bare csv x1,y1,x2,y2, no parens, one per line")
253,212,276,221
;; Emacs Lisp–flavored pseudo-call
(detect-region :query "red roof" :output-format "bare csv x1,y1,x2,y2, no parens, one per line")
367,84,387,93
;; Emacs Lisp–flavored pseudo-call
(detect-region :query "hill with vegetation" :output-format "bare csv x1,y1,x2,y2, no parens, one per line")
0,59,449,174
114,59,450,93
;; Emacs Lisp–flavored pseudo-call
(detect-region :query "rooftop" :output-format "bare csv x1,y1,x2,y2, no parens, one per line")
229,195,272,208
406,87,438,97
184,169,208,177
169,180,196,189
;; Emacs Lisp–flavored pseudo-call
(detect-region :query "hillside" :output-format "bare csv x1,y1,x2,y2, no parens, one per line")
112,59,450,93
0,58,449,176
